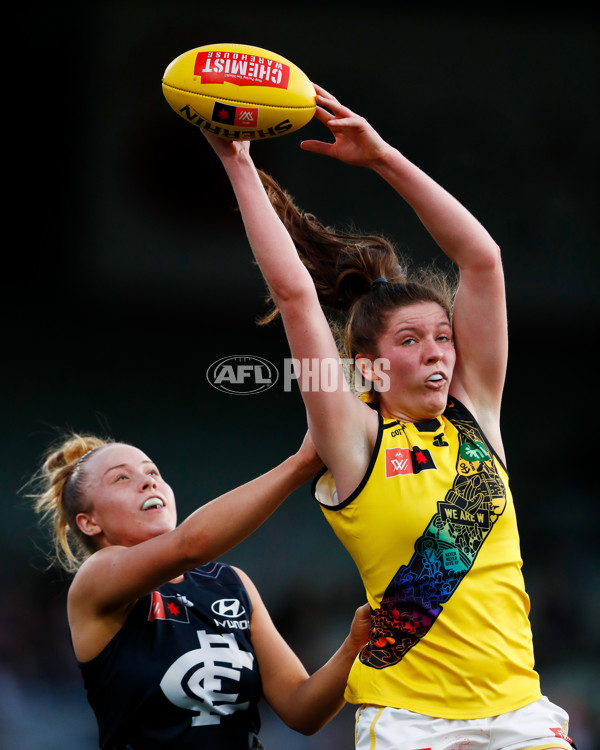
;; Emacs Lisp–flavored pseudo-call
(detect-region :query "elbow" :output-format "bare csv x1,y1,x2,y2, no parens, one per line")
285,717,326,737
271,285,320,327
281,698,344,736
478,240,503,272
298,727,319,737
487,241,503,269
270,268,318,311
461,240,503,277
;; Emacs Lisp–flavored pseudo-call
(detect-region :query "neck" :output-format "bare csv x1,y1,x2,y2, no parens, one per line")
379,402,445,424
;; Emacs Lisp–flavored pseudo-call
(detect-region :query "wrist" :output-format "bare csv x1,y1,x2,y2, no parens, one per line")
345,602,371,655
218,146,255,175
368,143,403,176
291,451,322,484
279,448,320,491
340,631,365,662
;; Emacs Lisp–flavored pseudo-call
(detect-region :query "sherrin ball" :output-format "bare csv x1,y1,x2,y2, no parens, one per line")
162,43,316,140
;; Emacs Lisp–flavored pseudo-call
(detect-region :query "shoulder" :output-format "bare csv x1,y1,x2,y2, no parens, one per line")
68,546,126,607
229,566,257,597
188,563,259,611
228,567,269,621
187,562,253,598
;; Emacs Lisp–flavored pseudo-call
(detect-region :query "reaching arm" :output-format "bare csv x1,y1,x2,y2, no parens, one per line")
68,433,323,661
238,567,371,735
303,86,508,437
203,134,378,496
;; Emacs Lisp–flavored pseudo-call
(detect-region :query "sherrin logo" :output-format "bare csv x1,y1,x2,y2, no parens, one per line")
206,355,279,395
177,103,294,140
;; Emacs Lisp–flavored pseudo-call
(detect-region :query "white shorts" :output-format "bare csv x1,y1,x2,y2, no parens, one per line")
355,696,574,750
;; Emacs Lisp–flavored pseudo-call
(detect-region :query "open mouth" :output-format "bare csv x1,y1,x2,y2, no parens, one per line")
142,497,165,511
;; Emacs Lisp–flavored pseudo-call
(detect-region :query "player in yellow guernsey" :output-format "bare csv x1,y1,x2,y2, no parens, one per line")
315,397,539,719
205,83,574,750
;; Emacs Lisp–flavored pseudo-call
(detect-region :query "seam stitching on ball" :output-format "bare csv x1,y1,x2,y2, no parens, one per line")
163,85,314,110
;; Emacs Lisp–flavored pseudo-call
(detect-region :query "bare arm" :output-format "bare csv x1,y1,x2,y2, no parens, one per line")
238,568,371,735
303,86,508,450
368,129,507,430
68,434,323,661
204,134,377,497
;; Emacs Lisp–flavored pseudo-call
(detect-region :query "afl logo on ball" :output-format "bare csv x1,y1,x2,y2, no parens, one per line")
211,598,246,618
206,355,279,395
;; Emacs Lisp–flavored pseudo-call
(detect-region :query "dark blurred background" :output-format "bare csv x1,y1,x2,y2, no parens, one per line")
2,2,598,748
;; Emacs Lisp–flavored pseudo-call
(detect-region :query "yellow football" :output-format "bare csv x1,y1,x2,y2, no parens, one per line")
162,43,316,140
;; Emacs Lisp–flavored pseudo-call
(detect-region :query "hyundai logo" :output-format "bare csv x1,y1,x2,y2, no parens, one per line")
210,598,246,618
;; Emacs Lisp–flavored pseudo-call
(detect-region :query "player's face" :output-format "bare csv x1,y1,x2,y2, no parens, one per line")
371,301,455,422
77,444,177,548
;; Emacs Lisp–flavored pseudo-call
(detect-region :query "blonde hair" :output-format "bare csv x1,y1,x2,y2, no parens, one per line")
30,433,114,574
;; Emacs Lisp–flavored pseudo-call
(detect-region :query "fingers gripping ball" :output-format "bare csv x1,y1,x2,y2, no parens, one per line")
162,43,316,141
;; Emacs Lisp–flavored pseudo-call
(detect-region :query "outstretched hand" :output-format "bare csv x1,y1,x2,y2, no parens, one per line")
301,84,391,168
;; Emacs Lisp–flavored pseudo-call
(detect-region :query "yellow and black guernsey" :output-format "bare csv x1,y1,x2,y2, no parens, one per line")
313,397,542,719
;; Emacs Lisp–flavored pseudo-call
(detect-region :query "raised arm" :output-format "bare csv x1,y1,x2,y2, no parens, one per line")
203,135,378,497
303,86,508,449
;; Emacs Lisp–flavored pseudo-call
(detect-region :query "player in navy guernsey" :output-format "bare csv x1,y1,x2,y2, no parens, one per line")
31,433,370,749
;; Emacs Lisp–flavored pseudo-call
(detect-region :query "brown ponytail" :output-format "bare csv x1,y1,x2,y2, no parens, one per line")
257,170,408,319
256,169,457,366
29,433,113,574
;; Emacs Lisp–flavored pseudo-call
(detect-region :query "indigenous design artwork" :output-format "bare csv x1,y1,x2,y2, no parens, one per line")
361,419,507,669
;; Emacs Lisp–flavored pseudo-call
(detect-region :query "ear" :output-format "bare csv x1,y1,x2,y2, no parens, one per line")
354,354,380,385
75,512,103,538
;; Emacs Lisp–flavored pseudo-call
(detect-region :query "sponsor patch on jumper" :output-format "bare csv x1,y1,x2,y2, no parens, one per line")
385,446,436,477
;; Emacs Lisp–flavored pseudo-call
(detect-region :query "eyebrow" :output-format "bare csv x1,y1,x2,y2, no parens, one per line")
102,459,153,478
394,318,451,331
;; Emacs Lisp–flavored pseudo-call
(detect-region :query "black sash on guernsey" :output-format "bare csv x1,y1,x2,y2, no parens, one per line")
360,399,507,669
79,562,263,749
